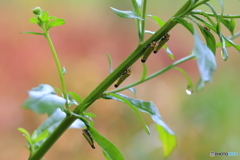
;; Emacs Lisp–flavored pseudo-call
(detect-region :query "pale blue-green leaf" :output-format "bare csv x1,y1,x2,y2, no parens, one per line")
31,130,38,140
193,29,217,90
222,35,240,51
88,126,125,160
104,93,150,135
156,125,177,158
128,87,137,97
220,35,228,61
217,0,224,14
22,84,66,115
136,0,143,8
36,108,85,136
110,7,143,20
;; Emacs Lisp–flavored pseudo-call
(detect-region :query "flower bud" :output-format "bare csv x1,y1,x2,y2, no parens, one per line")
32,7,42,15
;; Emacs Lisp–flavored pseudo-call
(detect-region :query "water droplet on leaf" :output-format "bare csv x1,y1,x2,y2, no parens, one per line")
186,86,193,95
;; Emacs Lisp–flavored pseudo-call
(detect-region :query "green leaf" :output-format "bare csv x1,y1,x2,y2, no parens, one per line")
29,17,39,24
230,18,235,35
156,125,177,158
18,128,31,138
136,0,143,8
104,93,150,135
193,28,217,90
190,15,216,32
147,15,165,27
20,31,44,35
220,35,228,61
174,67,194,95
22,84,66,115
39,11,49,22
83,112,97,118
173,17,194,34
141,63,147,80
220,18,234,35
67,92,83,103
164,46,174,60
31,130,38,140
33,130,49,144
106,54,113,73
197,24,216,54
110,7,143,20
222,35,240,51
48,18,65,29
88,126,125,160
103,93,177,157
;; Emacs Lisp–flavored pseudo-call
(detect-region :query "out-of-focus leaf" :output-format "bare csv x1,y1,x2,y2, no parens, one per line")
222,35,240,51
174,67,194,95
36,108,85,136
33,130,49,144
67,92,83,103
136,0,143,8
88,126,125,160
31,130,38,140
220,18,234,35
29,17,39,24
22,84,66,115
145,30,155,34
230,18,235,36
128,87,137,97
164,46,174,60
83,112,97,118
217,0,224,14
197,24,216,54
18,128,31,138
110,7,143,20
102,93,176,156
190,15,216,32
193,29,217,91
173,17,194,34
48,18,65,29
20,31,44,35
147,15,165,27
39,11,49,22
103,93,150,135
106,54,113,73
141,63,147,80
62,67,66,75
220,36,228,61
156,125,177,158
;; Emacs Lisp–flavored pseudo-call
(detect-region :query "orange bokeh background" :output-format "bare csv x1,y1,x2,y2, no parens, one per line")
1,0,240,160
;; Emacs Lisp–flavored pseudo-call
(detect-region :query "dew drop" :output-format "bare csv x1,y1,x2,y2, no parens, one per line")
186,86,193,95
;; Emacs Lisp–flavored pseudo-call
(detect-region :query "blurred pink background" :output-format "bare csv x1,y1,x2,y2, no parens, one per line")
1,0,240,159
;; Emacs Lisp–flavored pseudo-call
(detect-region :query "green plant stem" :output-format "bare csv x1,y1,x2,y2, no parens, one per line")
45,32,69,108
131,0,142,44
191,10,240,18
106,54,195,93
140,0,147,43
28,1,195,159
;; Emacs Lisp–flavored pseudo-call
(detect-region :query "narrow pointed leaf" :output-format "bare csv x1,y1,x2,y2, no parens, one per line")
110,7,143,20
147,15,165,27
106,54,113,73
217,0,224,14
222,35,240,51
88,126,125,160
173,17,194,34
18,128,31,138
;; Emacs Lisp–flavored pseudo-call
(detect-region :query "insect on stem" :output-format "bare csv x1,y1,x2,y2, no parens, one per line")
114,68,132,88
153,34,170,54
82,129,95,149
141,41,157,63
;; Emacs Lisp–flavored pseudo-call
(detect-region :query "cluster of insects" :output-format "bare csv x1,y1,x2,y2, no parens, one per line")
82,34,170,149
